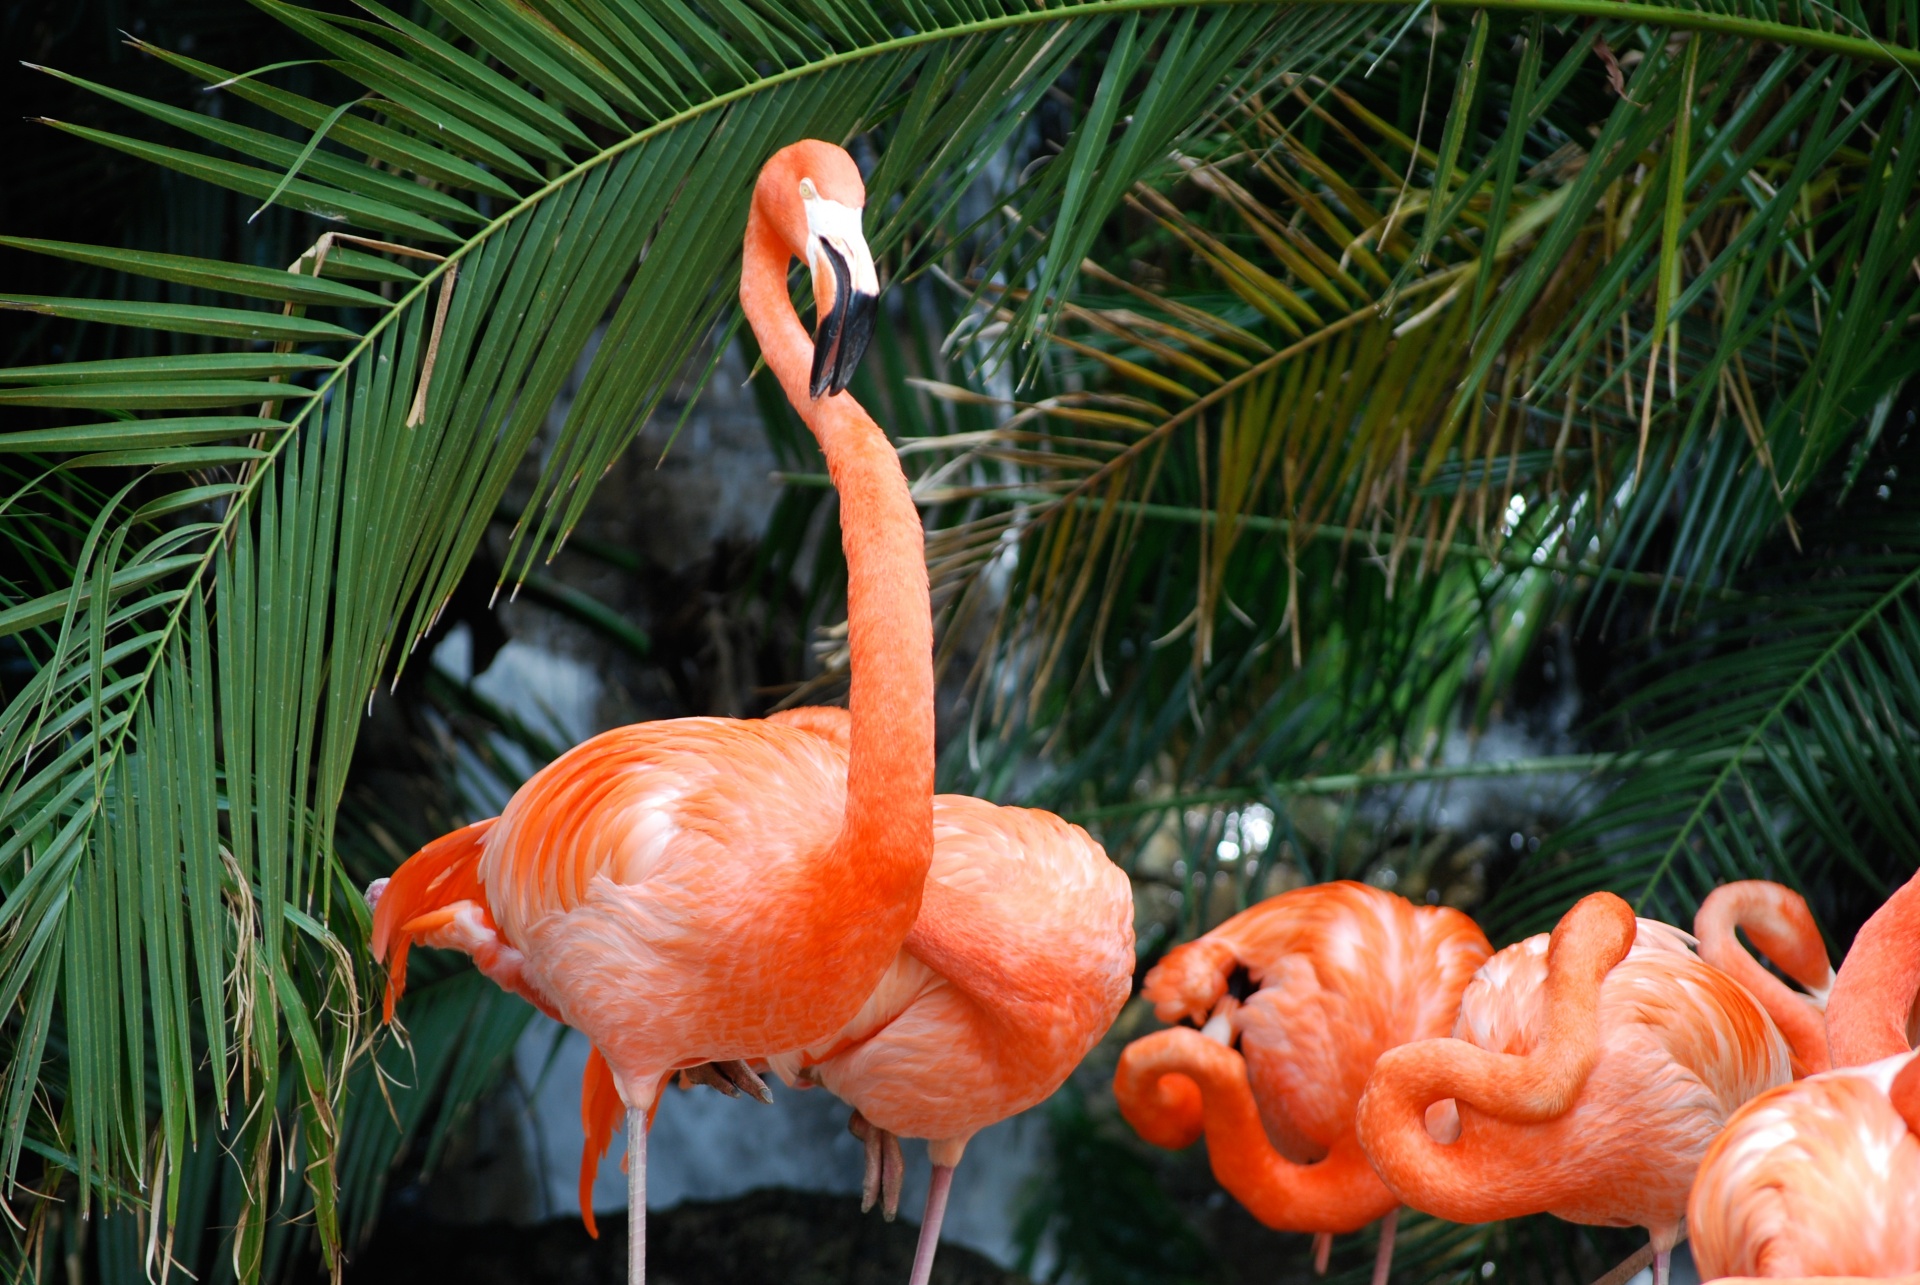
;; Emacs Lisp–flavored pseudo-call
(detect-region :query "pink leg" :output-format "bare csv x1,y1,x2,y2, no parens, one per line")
1652,1248,1669,1285
1313,1231,1332,1275
1371,1208,1398,1285
906,1164,956,1285
628,1108,646,1285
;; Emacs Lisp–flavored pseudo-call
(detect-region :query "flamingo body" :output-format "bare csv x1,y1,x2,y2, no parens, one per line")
1689,1052,1920,1281
1356,895,1789,1263
1114,883,1490,1243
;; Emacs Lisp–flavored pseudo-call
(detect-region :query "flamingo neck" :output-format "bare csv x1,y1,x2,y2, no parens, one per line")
1830,872,1920,1065
739,204,934,928
1352,893,1635,1224
1695,883,1833,1076
1115,1027,1391,1233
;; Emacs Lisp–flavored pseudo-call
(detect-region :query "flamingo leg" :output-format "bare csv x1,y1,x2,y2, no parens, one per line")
1313,1232,1332,1274
1652,1248,1669,1285
628,1107,647,1285
905,1164,956,1285
1371,1208,1399,1285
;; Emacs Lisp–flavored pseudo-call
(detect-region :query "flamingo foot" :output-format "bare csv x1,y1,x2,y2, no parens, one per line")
1313,1231,1332,1275
677,1060,773,1103
1372,1208,1398,1285
906,1164,956,1285
848,1112,905,1219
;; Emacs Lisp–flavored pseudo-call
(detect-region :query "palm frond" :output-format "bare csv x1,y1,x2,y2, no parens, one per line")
1,0,1914,1278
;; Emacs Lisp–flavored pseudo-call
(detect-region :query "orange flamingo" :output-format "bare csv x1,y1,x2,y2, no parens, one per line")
1111,882,1492,1285
1695,881,1833,1076
1687,868,1920,1282
572,706,1135,1285
1354,892,1790,1285
568,712,1133,1284
369,141,924,1285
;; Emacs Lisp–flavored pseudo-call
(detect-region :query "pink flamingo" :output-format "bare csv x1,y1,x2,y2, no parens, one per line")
1688,868,1920,1281
370,141,925,1285
575,703,1135,1285
1111,882,1492,1285
1355,892,1790,1285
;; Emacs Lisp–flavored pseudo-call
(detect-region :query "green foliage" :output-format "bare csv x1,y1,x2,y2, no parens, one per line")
0,0,1915,1281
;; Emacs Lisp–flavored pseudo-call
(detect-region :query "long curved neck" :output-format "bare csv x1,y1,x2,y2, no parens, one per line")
1116,1028,1392,1233
740,204,934,911
1829,872,1920,1065
1695,882,1833,1076
1352,894,1634,1223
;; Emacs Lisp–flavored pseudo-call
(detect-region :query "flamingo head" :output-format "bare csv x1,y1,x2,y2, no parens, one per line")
754,140,879,399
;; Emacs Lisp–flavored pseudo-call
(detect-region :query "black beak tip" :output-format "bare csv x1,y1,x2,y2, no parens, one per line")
827,289,878,397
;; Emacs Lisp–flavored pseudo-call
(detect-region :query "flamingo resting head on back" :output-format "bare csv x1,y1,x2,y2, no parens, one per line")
1112,882,1491,1285
367,140,932,1285
1355,892,1791,1285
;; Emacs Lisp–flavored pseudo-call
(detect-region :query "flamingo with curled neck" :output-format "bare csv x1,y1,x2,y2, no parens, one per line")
1696,881,1834,1077
367,140,927,1285
1354,892,1791,1285
1112,882,1491,1285
1686,868,1920,1282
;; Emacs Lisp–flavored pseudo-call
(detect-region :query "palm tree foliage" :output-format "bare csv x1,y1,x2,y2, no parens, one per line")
0,0,1915,1281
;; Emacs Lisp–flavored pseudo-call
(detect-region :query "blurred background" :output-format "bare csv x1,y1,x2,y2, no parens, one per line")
3,1,1916,1282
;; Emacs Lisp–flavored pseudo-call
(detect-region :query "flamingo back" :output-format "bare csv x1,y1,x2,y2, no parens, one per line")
1690,1052,1920,1277
480,717,876,1090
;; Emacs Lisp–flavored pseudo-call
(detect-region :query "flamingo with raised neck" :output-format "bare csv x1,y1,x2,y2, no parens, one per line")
367,140,930,1285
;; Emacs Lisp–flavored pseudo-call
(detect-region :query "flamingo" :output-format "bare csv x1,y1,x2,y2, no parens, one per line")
571,705,1134,1285
1111,882,1492,1285
368,140,927,1285
1353,892,1791,1285
1695,881,1834,1076
1686,1052,1920,1282
1686,867,1920,1281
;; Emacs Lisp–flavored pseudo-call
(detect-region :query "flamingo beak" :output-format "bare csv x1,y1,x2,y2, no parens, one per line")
802,188,879,400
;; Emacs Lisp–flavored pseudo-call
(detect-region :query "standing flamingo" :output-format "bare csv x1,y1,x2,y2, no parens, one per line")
1111,882,1492,1285
369,140,928,1285
1354,892,1790,1285
564,708,1133,1285
1695,881,1833,1076
1687,868,1920,1281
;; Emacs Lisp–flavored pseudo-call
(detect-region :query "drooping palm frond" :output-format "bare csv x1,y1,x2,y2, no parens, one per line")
913,19,1917,770
1,1,1914,1280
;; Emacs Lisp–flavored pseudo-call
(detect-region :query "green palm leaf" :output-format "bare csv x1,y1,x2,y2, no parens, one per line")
2,1,1914,1280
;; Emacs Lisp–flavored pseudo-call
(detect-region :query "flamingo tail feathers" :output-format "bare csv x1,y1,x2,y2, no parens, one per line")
369,818,497,1023
580,1045,622,1240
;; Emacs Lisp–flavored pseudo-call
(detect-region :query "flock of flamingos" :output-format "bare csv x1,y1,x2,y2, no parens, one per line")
359,141,1920,1285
